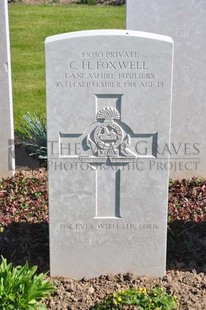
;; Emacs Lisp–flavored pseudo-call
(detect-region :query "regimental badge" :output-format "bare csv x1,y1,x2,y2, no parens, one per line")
59,97,157,165
93,107,123,156
87,106,135,160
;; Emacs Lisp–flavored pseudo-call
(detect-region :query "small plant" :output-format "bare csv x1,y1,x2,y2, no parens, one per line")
0,171,48,225
0,256,55,310
16,112,47,162
81,0,96,5
168,177,206,222
93,287,177,310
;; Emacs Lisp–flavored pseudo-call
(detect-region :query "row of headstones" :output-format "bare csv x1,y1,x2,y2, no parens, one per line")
0,0,15,179
1,0,205,181
1,0,205,278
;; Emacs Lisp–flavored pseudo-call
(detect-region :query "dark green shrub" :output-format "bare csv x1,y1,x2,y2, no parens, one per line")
80,0,96,5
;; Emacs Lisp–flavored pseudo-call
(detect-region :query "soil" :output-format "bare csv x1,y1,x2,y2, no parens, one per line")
44,270,206,309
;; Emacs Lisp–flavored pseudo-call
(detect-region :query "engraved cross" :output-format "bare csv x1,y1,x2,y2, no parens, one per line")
59,94,157,219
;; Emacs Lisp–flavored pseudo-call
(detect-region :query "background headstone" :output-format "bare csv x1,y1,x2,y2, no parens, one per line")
126,0,206,178
46,30,173,279
0,0,15,179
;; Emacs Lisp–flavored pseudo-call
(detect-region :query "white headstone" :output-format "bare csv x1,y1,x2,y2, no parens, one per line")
45,30,173,279
0,0,15,179
126,0,205,178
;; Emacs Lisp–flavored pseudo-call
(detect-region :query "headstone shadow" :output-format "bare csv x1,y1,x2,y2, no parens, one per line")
167,220,206,273
0,222,49,273
0,220,205,274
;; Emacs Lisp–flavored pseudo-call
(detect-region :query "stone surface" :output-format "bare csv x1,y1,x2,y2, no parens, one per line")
0,0,15,179
126,0,206,178
45,30,173,279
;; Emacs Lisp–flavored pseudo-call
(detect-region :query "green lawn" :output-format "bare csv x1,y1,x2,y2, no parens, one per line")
9,4,125,132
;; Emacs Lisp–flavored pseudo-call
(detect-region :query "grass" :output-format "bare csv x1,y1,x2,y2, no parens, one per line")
8,4,125,132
